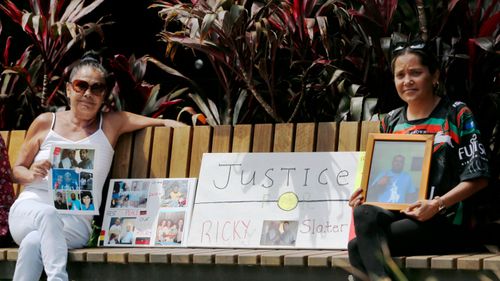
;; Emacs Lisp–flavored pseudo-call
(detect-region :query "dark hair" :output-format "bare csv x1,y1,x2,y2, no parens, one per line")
69,51,109,80
390,41,440,75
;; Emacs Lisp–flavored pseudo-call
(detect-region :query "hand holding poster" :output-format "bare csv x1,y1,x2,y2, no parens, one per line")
49,145,98,215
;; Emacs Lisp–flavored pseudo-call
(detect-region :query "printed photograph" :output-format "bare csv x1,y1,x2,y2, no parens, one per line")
53,190,68,210
80,191,95,211
154,211,185,245
79,172,93,190
107,217,136,245
260,220,299,246
110,180,149,209
160,180,188,208
52,147,95,170
52,169,79,190
66,191,82,210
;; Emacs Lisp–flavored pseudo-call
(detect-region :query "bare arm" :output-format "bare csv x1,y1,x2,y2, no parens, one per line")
13,113,53,184
103,111,187,146
403,178,488,221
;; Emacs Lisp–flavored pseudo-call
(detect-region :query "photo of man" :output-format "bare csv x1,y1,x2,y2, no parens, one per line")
367,154,417,204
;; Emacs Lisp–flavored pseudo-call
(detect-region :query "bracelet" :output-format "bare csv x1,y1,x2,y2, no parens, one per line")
433,196,447,214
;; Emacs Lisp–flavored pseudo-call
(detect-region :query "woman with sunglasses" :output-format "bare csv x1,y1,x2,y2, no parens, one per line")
348,42,489,281
8,52,185,281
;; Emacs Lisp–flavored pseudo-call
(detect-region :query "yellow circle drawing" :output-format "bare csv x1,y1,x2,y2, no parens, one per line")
278,192,299,211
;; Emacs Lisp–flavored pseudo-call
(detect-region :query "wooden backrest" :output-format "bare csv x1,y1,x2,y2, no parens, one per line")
3,121,381,195
109,121,380,179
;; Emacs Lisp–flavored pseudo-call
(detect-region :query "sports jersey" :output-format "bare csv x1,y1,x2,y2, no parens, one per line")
380,97,489,225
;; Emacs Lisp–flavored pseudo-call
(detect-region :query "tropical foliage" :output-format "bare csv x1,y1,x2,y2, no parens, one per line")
0,0,109,129
151,0,385,125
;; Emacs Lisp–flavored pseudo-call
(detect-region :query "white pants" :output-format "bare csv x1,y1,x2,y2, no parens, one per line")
9,198,91,281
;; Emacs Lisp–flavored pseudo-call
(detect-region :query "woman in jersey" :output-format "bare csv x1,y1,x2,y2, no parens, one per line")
347,42,490,281
9,52,185,281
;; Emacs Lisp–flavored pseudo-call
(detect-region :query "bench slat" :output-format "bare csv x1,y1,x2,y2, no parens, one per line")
0,248,8,261
131,127,153,178
294,123,316,152
112,133,133,178
338,122,359,152
192,249,233,264
360,121,380,151
405,255,438,269
482,255,500,271
128,249,156,263
307,251,346,267
214,249,260,265
171,248,220,264
316,122,337,152
273,123,294,152
68,248,87,262
260,250,307,266
252,124,273,152
148,248,189,264
6,248,18,261
84,248,108,263
283,250,326,266
106,248,131,264
232,125,252,152
431,254,472,269
150,127,172,178
457,253,498,270
211,125,232,152
169,127,192,177
237,250,276,265
330,251,352,270
189,126,212,177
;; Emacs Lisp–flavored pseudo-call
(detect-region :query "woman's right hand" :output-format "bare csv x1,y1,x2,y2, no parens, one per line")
27,160,51,182
348,188,364,208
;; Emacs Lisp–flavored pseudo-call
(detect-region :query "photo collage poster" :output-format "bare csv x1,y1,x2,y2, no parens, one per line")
99,178,197,247
49,144,98,215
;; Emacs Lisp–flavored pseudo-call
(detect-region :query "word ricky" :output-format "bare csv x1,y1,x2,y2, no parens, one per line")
200,220,251,243
212,163,350,190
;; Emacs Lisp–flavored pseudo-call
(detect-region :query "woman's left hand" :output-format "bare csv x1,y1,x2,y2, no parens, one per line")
164,119,188,128
401,199,439,221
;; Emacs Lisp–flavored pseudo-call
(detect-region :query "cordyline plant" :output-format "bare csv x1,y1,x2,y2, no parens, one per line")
106,53,205,124
151,0,377,125
0,0,110,129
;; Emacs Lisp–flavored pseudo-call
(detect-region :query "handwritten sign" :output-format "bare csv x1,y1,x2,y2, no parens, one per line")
187,152,363,249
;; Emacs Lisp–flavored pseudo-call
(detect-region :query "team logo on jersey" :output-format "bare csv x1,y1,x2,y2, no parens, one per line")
464,120,475,130
434,131,454,147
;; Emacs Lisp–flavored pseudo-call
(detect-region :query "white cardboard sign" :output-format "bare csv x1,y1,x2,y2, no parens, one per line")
187,152,363,249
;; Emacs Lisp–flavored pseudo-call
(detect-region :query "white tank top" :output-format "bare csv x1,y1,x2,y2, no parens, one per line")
17,113,115,216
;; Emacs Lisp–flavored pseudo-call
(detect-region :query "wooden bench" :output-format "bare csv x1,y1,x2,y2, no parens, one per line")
1,122,499,281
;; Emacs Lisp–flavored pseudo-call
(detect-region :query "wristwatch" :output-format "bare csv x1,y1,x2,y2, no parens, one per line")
433,196,447,214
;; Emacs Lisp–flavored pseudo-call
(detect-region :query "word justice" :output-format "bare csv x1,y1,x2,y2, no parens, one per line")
212,163,350,190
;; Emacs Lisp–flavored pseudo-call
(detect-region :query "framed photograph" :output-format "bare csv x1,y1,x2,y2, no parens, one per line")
360,133,434,210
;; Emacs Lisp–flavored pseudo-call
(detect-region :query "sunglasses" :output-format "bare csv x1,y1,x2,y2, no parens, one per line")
69,79,106,96
391,41,427,54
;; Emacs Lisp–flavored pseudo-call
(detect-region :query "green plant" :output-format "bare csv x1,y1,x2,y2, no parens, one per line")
151,0,380,125
0,0,110,129
106,54,203,123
